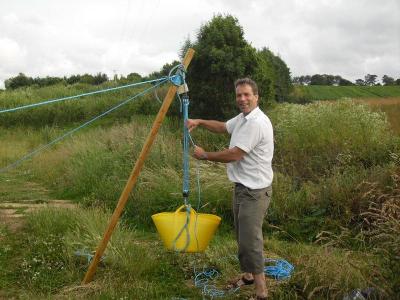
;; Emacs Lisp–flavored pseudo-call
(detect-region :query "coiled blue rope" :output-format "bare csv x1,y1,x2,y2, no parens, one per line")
194,268,239,298
0,76,179,114
0,79,168,173
190,258,294,299
264,258,294,280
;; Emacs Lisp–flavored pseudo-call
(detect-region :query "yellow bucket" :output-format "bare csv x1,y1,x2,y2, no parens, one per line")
151,205,221,253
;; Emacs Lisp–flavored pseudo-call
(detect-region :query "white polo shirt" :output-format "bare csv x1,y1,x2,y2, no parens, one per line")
225,106,274,189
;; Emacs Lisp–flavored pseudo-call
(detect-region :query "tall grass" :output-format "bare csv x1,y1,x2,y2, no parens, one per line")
0,82,169,127
270,101,397,181
1,207,390,298
355,97,400,134
1,97,399,297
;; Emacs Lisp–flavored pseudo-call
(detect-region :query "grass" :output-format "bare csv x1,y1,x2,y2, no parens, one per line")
0,82,170,127
0,207,390,299
1,87,399,298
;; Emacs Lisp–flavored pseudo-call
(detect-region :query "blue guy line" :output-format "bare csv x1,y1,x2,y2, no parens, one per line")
0,79,168,173
0,76,178,114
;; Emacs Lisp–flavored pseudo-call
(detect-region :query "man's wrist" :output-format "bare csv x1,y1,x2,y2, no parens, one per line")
200,152,208,160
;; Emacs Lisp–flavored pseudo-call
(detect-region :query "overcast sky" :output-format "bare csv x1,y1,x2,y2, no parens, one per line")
1,0,399,88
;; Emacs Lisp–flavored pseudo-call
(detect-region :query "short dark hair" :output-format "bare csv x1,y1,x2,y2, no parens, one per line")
234,78,258,95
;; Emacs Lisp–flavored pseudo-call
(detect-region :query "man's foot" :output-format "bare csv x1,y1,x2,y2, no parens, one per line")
226,274,254,289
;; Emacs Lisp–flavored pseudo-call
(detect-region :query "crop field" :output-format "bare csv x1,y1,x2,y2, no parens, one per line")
291,85,400,102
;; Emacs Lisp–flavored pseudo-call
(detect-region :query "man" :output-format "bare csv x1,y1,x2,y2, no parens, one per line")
187,78,274,300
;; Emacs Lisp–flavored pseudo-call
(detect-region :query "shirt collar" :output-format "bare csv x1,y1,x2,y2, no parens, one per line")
243,106,261,120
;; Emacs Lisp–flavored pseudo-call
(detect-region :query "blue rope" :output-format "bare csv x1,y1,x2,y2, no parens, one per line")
194,268,239,298
264,258,294,280
0,76,179,114
74,248,106,264
0,79,168,173
172,203,192,252
191,258,294,298
182,96,190,196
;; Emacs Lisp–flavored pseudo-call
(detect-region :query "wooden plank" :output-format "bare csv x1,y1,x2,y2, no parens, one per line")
82,48,195,284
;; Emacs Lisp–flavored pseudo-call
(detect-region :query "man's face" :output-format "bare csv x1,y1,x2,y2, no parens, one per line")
235,84,259,115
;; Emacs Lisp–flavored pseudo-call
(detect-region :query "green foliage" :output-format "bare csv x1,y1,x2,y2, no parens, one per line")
187,14,258,119
4,73,109,90
4,73,34,90
186,14,292,119
256,48,292,102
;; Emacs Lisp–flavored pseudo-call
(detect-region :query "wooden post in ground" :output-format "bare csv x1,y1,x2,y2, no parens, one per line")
82,48,195,284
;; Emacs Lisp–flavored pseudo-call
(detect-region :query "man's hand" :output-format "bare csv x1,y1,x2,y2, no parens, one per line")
192,145,208,160
186,119,200,132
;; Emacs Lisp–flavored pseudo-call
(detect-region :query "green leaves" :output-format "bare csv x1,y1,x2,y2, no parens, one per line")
186,15,292,119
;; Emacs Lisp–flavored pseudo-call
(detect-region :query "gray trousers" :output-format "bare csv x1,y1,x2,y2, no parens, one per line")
233,183,272,274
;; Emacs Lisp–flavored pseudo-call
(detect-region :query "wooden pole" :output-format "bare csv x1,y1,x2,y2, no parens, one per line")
82,48,195,284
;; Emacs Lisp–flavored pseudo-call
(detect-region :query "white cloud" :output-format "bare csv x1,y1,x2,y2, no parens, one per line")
0,0,399,88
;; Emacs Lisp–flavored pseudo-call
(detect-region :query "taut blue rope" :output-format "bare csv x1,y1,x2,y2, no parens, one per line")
0,75,181,114
0,79,168,173
182,95,190,197
171,93,193,252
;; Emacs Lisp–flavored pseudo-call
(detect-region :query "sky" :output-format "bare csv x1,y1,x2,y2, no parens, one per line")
0,0,399,88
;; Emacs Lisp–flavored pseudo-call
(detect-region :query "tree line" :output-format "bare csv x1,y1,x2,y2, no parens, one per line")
2,72,148,90
292,74,400,86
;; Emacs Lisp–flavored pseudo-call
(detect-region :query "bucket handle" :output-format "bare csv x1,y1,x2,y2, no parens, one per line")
175,205,197,216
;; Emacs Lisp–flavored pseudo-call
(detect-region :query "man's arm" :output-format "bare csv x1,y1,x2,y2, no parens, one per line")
193,146,245,163
187,119,227,134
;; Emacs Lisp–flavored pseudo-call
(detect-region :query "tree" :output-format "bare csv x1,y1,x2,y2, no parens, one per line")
33,76,64,87
146,60,180,80
338,78,354,86
126,72,142,82
333,75,342,85
310,74,326,85
80,74,96,85
186,15,259,119
66,74,81,85
382,75,395,86
364,74,378,86
4,73,34,89
256,48,292,102
355,79,366,86
396,78,400,85
186,14,292,119
179,36,193,60
92,73,108,85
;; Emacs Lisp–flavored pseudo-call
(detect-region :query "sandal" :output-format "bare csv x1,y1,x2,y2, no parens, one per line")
226,275,254,289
